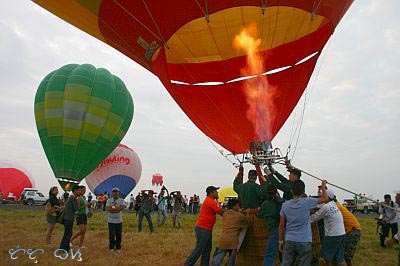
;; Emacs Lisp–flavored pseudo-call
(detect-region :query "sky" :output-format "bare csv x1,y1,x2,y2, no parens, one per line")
0,1,399,201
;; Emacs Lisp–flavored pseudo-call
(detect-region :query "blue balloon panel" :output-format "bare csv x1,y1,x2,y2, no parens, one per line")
93,175,137,199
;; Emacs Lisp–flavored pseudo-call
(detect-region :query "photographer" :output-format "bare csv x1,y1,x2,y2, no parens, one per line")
138,190,155,233
157,186,169,226
171,191,184,228
379,194,398,248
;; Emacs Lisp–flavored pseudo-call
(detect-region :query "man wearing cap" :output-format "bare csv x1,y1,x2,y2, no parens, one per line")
106,187,126,253
184,186,223,266
233,166,268,210
334,191,361,266
266,164,302,201
311,188,346,265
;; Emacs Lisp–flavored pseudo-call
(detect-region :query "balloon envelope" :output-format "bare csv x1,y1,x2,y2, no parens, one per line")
34,64,134,189
85,144,142,198
33,1,353,154
152,173,163,186
218,187,238,203
0,167,33,199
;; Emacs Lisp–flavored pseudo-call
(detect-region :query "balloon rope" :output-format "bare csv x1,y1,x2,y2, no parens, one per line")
293,165,399,212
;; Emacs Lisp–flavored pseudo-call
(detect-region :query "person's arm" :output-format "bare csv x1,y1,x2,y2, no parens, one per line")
256,201,275,218
270,175,292,193
317,180,328,204
310,204,328,223
279,215,286,252
233,166,244,192
72,196,79,212
274,171,290,184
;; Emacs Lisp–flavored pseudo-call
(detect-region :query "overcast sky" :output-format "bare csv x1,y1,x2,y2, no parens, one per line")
0,1,399,201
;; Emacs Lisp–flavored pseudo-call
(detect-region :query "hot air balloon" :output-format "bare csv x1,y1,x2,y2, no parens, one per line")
34,64,134,190
218,187,238,203
152,173,163,186
85,144,142,199
0,164,34,200
32,1,352,155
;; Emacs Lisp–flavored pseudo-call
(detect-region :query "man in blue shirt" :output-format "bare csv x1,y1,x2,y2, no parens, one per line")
279,179,328,266
157,187,169,226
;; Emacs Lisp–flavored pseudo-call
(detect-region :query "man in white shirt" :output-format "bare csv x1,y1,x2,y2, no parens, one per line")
311,188,346,265
106,187,126,253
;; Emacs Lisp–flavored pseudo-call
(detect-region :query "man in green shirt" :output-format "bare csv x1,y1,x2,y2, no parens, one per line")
233,166,268,209
266,165,302,201
257,185,283,266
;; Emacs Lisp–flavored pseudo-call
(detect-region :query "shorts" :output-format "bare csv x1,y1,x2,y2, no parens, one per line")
76,214,88,225
47,215,57,224
344,228,361,261
321,235,345,262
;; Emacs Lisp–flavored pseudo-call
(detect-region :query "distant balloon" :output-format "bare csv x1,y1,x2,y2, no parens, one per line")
34,64,134,190
152,173,163,186
218,187,238,203
0,166,33,199
85,144,142,198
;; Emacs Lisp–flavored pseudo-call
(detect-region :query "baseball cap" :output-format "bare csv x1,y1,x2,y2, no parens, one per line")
112,187,120,192
326,189,335,199
206,186,220,195
288,168,301,178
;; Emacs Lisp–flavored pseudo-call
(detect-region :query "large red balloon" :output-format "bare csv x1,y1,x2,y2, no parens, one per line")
0,167,33,199
33,0,353,154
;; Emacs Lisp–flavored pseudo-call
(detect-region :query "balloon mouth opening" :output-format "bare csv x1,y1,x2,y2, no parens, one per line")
250,141,272,155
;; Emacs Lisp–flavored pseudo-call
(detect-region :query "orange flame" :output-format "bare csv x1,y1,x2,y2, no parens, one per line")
234,24,277,141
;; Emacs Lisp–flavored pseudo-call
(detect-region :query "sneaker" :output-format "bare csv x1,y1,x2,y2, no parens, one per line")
69,242,74,247
115,250,121,253
109,249,115,253
79,245,87,249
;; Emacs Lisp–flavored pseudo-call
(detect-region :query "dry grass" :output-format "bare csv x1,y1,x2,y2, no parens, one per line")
0,208,398,265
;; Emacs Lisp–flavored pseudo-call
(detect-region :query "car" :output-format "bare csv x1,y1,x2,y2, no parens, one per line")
20,188,47,206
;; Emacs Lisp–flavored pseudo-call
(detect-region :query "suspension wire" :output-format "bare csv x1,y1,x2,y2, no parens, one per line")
293,165,399,212
291,42,332,161
205,137,240,167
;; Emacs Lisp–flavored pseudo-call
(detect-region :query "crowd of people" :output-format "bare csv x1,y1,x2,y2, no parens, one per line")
184,164,367,266
42,163,399,265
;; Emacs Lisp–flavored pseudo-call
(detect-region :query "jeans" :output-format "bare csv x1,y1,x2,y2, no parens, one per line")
157,209,168,225
381,222,398,246
184,226,212,266
212,248,237,266
263,227,279,266
281,241,312,266
108,223,122,250
138,211,154,232
60,219,74,251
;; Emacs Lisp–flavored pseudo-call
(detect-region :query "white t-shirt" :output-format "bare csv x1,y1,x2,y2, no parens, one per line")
311,201,346,237
379,202,399,224
106,198,126,224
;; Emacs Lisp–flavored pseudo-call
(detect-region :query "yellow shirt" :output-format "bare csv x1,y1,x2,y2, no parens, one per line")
336,202,361,233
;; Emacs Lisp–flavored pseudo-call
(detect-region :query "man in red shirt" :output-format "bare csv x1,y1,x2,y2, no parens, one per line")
184,186,223,266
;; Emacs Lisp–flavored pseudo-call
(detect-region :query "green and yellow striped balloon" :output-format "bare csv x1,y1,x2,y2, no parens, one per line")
34,64,134,190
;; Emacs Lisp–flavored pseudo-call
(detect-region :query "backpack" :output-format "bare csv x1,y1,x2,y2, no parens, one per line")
57,208,65,224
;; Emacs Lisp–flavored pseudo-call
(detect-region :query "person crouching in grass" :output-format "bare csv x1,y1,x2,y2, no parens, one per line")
212,198,247,266
106,187,126,253
256,185,283,266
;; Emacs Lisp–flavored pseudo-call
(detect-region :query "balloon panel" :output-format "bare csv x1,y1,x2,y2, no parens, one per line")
93,175,137,199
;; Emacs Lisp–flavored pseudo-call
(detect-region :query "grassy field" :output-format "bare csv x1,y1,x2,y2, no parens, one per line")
0,207,398,265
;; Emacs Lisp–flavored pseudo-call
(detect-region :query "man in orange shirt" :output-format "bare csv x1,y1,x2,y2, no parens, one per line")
184,186,223,266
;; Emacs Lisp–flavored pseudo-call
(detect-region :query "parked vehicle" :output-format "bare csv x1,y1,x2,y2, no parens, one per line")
343,198,377,214
19,188,47,205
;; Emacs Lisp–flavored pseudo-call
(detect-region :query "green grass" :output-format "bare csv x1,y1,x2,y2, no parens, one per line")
0,208,398,265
